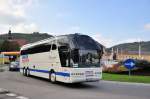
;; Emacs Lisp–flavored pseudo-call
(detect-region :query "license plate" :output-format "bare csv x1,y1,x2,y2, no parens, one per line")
85,71,94,77
86,78,94,81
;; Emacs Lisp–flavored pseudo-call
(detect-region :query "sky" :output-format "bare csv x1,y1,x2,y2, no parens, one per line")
0,0,150,48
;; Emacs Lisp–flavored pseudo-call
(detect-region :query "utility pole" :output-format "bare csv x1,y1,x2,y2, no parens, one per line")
138,41,141,58
116,48,119,60
111,47,114,53
111,48,114,60
120,48,123,60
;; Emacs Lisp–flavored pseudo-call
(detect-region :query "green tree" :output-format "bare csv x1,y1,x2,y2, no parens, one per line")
0,40,20,52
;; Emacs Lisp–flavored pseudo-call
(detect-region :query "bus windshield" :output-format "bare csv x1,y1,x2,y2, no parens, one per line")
58,47,100,68
57,34,103,68
71,49,100,68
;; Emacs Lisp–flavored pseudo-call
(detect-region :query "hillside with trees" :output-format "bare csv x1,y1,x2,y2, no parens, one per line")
0,32,53,43
0,40,20,51
107,41,150,52
0,32,53,52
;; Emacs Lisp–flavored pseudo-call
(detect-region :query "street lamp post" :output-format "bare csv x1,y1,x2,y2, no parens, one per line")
138,41,141,58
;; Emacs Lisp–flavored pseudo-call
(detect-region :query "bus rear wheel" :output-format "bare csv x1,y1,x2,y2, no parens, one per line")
49,71,56,83
26,68,30,77
23,67,26,76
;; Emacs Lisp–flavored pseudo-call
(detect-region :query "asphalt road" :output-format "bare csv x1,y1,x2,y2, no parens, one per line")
0,69,150,99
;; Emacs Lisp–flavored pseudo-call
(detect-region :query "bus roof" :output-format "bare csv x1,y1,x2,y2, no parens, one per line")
21,34,104,51
21,37,54,50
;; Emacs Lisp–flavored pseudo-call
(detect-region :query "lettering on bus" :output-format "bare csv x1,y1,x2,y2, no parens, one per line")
22,55,29,63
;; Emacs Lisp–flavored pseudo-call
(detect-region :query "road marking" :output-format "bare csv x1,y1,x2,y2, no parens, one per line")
6,93,17,97
0,88,4,92
0,88,9,94
16,96,29,99
0,88,29,99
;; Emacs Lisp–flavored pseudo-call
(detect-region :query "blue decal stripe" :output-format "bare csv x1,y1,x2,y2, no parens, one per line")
56,72,70,77
28,68,70,77
29,69,49,73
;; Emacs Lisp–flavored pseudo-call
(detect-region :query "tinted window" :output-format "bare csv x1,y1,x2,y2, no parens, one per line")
21,50,27,55
58,46,70,67
71,49,79,63
78,50,100,67
74,35,100,50
21,44,51,55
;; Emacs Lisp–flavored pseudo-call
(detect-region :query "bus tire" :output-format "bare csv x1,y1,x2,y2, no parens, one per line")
9,68,12,71
26,68,30,77
24,68,28,76
23,67,26,76
50,71,56,83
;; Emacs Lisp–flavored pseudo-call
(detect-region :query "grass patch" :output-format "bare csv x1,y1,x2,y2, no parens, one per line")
103,73,150,84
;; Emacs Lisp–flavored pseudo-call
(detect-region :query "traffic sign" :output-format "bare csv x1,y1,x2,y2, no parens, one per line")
123,59,136,76
123,59,135,70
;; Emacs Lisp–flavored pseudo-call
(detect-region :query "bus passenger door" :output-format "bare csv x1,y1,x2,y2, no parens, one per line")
49,44,61,68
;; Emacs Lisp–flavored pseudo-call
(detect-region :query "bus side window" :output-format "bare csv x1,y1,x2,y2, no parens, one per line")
21,49,29,55
21,50,26,55
52,44,57,50
21,44,51,55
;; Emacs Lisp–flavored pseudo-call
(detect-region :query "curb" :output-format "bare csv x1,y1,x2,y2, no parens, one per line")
101,80,150,87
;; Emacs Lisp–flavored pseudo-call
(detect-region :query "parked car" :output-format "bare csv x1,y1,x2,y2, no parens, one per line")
9,61,19,71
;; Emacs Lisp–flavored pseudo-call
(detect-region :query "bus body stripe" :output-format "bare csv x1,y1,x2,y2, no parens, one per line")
28,68,70,77
29,69,49,73
55,72,70,77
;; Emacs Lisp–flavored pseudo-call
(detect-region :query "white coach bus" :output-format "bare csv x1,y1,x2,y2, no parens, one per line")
20,34,104,83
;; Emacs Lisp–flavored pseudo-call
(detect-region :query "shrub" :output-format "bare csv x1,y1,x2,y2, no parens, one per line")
135,59,150,70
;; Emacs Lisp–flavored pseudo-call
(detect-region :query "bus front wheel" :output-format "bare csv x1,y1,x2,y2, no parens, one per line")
50,71,56,83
